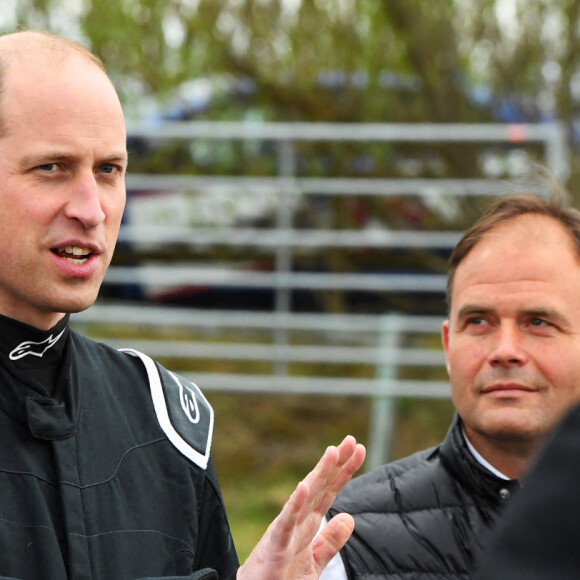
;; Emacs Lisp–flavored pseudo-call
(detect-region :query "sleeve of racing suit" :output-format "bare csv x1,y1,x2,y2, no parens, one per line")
193,458,240,578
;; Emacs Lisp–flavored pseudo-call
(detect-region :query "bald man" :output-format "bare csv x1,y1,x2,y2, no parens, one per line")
0,30,364,580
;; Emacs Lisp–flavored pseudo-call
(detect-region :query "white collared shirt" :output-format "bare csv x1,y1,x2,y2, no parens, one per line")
462,426,510,480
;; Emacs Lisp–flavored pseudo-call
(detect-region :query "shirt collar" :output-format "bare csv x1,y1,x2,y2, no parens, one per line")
461,425,511,481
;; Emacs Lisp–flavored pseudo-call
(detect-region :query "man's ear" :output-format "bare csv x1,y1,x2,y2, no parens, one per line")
441,320,451,375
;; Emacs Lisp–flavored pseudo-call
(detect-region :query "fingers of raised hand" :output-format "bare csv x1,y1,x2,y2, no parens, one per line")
260,436,365,555
303,436,365,512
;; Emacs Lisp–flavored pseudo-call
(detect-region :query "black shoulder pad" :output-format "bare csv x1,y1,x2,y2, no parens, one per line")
120,348,214,470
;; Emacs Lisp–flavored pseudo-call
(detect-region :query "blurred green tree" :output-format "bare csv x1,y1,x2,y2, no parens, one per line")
6,0,575,126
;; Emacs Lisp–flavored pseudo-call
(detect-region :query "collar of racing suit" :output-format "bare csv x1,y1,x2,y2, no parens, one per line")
0,313,76,438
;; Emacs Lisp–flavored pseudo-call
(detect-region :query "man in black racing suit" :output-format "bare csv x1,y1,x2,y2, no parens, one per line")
0,30,365,580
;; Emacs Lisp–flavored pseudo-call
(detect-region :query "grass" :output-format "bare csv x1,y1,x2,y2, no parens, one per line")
210,392,455,562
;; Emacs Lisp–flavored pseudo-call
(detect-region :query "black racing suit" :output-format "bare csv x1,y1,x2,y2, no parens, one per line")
0,313,239,579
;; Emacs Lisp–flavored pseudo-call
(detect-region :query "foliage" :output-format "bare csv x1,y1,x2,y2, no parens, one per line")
5,1,576,180
3,0,578,128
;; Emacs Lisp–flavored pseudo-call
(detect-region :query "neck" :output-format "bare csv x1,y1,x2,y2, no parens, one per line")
0,309,67,332
463,425,540,480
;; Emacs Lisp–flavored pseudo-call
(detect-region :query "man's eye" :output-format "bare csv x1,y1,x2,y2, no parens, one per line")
37,163,58,171
99,164,115,174
468,317,484,325
530,318,548,326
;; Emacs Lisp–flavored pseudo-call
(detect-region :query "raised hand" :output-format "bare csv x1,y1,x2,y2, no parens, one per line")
237,435,366,580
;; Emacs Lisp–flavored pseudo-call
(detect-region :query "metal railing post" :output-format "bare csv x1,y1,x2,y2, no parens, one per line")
367,313,402,471
274,140,297,375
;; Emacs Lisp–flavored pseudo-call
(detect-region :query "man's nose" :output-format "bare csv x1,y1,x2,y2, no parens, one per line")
63,173,105,229
488,324,528,368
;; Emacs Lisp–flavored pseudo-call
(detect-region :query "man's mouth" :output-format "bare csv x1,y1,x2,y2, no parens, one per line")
52,246,92,265
483,383,535,395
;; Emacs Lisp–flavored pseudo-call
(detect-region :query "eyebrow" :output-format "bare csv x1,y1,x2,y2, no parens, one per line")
523,308,569,327
20,150,129,168
456,304,570,327
101,153,129,169
455,305,493,320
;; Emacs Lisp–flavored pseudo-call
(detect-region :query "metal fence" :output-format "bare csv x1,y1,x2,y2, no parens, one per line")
71,121,569,467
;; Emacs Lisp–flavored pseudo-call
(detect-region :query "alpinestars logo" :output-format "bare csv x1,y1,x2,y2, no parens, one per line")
178,379,200,424
9,328,67,360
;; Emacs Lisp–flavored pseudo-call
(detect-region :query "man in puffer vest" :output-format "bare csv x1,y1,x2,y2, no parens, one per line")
322,190,580,579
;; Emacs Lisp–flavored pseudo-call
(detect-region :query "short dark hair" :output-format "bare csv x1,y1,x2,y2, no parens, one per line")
447,189,580,311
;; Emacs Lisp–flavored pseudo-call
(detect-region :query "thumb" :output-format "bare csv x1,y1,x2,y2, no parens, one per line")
312,513,354,573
